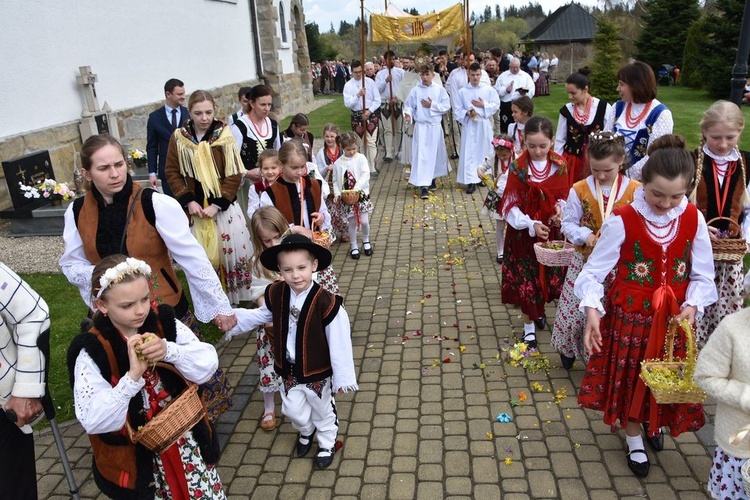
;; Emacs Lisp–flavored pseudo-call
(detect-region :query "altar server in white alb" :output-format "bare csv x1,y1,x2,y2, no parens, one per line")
343,60,381,176
446,53,491,155
403,65,452,200
454,62,500,194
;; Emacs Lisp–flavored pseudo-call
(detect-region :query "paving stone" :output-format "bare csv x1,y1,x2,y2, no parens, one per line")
389,473,416,499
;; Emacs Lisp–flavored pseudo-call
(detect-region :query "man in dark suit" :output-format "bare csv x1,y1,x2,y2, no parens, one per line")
146,78,188,196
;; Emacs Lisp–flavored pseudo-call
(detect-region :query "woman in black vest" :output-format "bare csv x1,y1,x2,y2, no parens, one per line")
554,68,614,185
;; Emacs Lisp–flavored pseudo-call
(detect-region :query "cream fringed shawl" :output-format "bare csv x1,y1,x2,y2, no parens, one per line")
174,125,245,198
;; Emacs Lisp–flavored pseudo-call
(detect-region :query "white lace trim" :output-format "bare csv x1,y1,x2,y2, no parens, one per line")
703,144,739,163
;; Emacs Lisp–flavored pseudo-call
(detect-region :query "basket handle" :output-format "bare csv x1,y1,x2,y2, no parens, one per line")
664,317,695,362
706,216,743,236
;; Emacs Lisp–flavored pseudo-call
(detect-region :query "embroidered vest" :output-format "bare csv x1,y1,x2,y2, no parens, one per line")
265,281,341,383
609,203,697,314
694,149,750,234
266,175,322,227
234,118,279,170
74,183,183,311
560,100,608,157
613,101,666,167
573,177,640,255
66,307,218,499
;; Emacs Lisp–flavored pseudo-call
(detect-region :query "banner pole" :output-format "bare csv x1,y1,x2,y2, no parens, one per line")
360,0,368,154
385,0,396,143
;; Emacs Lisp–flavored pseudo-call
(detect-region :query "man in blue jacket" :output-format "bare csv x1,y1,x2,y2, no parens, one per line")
146,78,188,196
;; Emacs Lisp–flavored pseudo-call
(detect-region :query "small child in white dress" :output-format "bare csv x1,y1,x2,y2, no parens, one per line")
477,134,514,263
333,132,374,260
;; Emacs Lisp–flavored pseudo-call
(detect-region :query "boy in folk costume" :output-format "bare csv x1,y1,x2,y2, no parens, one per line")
225,234,357,469
403,65,452,199
454,62,500,194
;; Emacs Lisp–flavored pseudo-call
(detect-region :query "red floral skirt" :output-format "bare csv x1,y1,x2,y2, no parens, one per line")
501,224,565,319
577,305,705,436
563,152,588,186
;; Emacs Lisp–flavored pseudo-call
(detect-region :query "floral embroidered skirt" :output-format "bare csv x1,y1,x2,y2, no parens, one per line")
154,432,225,499
501,225,565,319
696,260,744,344
257,326,282,393
215,203,254,305
325,197,349,238
316,266,340,295
551,251,587,361
577,305,705,436
708,446,749,499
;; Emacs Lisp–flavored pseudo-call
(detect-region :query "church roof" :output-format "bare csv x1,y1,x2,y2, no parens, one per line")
522,3,597,43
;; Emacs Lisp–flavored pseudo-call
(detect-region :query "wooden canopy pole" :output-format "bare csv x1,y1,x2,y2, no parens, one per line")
360,0,368,152
385,0,396,138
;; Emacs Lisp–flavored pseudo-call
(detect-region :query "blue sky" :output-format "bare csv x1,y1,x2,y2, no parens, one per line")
302,0,600,32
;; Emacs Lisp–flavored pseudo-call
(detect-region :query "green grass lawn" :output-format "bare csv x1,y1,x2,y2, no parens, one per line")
21,272,222,425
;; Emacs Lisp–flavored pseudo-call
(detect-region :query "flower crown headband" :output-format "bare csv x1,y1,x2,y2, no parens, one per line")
492,138,514,150
589,131,624,142
95,258,152,299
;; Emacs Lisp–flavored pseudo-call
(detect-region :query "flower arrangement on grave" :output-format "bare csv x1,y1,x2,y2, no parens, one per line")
19,179,76,203
504,341,551,373
128,148,148,166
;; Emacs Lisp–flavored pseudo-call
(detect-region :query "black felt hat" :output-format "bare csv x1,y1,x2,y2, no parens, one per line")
260,233,332,272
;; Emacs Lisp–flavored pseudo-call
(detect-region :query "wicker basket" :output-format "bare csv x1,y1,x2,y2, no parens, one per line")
341,190,361,205
742,454,750,496
707,217,746,263
534,240,574,267
313,229,336,249
640,318,707,405
127,369,206,455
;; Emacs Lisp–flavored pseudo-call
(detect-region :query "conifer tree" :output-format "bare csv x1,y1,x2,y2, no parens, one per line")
699,0,746,97
590,18,623,104
635,0,700,70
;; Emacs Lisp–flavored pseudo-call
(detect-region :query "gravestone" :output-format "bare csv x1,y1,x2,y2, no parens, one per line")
2,150,55,211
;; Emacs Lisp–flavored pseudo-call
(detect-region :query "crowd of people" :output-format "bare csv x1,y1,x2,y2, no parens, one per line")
2,47,750,499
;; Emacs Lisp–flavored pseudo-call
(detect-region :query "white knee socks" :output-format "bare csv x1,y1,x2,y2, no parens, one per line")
348,213,371,250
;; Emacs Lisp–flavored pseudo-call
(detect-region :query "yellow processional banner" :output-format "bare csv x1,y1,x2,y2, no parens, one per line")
371,3,464,43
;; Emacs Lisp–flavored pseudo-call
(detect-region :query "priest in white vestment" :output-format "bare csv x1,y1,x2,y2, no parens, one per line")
454,62,500,193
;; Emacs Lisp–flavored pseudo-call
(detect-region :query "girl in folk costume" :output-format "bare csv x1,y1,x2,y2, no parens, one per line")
230,85,281,220
477,135,515,264
333,132,375,260
61,134,235,423
551,132,640,370
554,68,615,185
507,96,534,155
695,287,750,499
67,255,225,499
165,90,253,306
247,207,289,432
501,116,569,348
247,149,280,222
612,61,674,182
575,136,717,478
692,100,750,343
315,123,349,242
259,139,340,294
281,113,314,162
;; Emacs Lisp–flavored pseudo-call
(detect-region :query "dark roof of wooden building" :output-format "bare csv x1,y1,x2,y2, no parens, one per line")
522,3,597,43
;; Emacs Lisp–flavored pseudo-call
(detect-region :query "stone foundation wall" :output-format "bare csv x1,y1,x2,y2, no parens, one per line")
0,76,313,211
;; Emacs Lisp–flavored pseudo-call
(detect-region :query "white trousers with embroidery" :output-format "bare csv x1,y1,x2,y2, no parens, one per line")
280,377,339,450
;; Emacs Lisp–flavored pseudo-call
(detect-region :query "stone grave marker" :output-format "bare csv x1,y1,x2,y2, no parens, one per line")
2,150,55,211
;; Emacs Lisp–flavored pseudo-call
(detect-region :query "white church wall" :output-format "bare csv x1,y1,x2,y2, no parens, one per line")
0,0,259,139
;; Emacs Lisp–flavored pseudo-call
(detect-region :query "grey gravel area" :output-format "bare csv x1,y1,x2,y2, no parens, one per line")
0,221,64,274
0,98,337,275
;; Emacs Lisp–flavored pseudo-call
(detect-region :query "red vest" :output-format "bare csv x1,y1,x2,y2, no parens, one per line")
609,203,698,314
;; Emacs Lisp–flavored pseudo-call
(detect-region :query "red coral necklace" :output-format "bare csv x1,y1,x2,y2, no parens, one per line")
625,102,652,129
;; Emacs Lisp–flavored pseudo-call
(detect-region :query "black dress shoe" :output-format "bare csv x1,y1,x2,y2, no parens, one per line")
496,255,503,264
642,422,664,451
363,242,373,256
523,336,538,350
297,433,315,457
428,180,437,191
560,353,575,370
350,249,361,260
315,448,335,468
626,449,650,477
466,183,477,194
534,316,547,330
421,187,429,199
451,152,459,160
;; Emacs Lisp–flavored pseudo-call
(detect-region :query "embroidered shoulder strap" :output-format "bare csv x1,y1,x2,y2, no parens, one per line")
645,104,666,128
